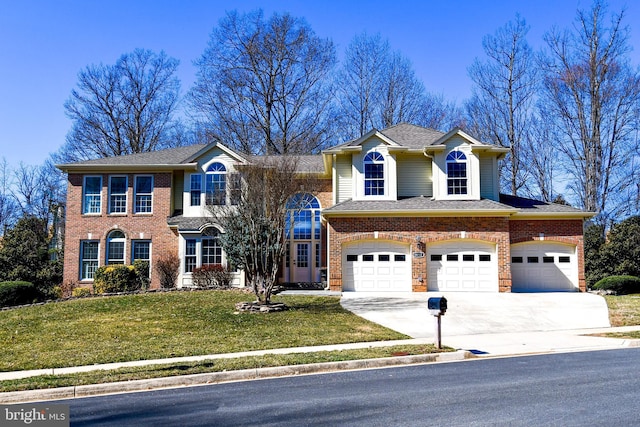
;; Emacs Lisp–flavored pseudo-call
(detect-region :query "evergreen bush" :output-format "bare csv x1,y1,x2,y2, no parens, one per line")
592,275,640,295
0,281,40,307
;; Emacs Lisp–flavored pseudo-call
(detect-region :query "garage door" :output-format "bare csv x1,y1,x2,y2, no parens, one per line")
427,241,498,292
342,241,411,291
511,243,578,291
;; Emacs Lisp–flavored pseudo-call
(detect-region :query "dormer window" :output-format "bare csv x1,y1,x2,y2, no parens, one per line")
206,162,227,205
447,151,467,195
364,152,385,196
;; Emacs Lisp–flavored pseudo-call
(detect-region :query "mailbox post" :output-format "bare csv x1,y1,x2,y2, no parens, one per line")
428,297,447,349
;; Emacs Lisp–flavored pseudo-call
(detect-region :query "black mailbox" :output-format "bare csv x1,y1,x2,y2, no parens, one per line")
428,297,447,316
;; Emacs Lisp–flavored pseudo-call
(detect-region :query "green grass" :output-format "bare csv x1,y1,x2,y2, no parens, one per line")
604,294,640,327
0,290,407,372
0,344,446,393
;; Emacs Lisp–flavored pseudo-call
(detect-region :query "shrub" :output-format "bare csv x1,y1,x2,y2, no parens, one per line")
0,281,40,307
72,287,92,298
93,265,139,294
156,253,180,289
133,260,150,290
51,285,63,300
192,264,233,289
592,275,640,295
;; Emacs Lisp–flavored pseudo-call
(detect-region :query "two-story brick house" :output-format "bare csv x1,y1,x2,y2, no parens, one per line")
58,123,594,293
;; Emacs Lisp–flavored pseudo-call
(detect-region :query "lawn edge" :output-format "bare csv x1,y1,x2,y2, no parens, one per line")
0,350,471,404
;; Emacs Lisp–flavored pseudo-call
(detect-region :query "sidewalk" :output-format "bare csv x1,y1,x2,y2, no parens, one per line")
1,325,639,404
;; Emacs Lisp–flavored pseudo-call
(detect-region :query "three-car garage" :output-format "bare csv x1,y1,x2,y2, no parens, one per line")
340,239,579,293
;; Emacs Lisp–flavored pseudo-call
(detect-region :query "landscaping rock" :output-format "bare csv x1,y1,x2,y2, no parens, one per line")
235,301,288,313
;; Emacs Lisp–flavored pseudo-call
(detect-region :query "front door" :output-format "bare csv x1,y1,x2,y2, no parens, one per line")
293,242,311,282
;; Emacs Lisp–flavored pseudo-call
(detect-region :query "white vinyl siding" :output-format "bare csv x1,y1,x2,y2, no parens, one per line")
336,155,353,203
398,155,432,198
479,156,496,200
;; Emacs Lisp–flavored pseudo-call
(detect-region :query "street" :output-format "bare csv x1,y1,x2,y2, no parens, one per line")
57,348,640,426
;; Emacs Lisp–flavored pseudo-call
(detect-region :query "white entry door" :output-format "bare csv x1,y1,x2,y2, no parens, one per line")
292,242,312,282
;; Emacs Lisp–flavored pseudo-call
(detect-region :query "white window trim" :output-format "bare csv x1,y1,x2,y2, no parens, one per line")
106,230,126,265
82,175,102,215
133,175,154,214
181,228,227,274
190,173,202,207
131,240,152,277
363,151,385,198
445,150,469,200
205,162,227,206
80,240,100,281
108,175,128,214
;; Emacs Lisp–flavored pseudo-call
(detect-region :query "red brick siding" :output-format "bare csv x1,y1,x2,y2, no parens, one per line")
63,173,178,290
328,216,512,292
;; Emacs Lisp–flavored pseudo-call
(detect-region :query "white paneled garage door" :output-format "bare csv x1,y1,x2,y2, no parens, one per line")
511,243,578,291
342,241,411,292
427,241,498,292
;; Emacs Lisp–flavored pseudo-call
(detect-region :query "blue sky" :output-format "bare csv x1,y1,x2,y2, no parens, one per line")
1,0,639,167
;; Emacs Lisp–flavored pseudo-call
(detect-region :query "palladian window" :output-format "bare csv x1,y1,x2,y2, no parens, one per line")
364,151,384,196
205,163,226,205
447,151,467,195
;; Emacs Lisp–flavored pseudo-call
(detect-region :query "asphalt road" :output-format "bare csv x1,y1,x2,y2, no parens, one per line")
57,348,640,426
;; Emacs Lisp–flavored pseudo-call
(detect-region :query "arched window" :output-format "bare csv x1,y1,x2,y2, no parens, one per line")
446,151,467,195
107,230,126,265
201,227,223,266
364,152,385,196
206,162,226,205
286,193,321,240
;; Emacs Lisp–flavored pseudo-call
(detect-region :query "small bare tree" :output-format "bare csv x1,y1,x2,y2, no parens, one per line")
209,156,318,306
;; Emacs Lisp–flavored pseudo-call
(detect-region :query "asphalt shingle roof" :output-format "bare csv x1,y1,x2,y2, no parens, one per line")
378,123,446,149
323,196,516,214
322,194,592,216
58,144,208,167
247,155,325,173
167,215,212,231
499,193,589,214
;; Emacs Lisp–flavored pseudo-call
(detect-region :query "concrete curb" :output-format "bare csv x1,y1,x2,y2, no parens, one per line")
0,350,470,404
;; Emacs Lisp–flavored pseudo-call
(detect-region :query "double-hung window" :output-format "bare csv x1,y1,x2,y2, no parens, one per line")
446,151,468,195
80,240,99,280
185,239,197,273
229,173,242,205
83,176,102,214
205,163,226,205
190,174,202,206
364,152,385,196
132,240,151,278
134,175,153,214
132,240,151,263
109,176,128,214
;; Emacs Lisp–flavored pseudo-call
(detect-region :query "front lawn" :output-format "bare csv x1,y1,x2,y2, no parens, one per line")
599,294,640,339
604,294,640,327
0,291,407,372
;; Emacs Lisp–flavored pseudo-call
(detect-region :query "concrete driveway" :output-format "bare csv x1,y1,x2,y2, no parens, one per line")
340,292,611,339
